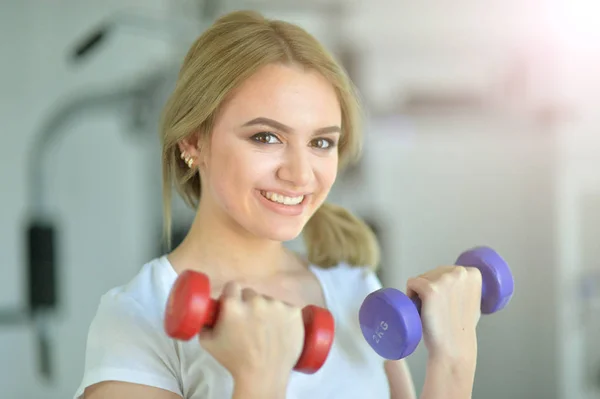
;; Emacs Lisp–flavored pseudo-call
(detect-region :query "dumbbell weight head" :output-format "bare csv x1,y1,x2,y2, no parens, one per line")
455,246,514,314
358,288,422,360
164,270,218,340
295,305,336,373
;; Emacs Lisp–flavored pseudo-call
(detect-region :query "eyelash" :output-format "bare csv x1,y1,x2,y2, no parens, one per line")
250,132,337,150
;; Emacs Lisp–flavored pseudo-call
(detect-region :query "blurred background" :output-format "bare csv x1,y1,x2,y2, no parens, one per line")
2,0,600,398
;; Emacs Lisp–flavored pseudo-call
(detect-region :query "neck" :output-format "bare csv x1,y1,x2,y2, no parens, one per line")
168,202,297,280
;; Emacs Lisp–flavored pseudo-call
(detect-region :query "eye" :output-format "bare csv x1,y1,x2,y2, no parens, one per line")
311,138,336,150
251,132,281,144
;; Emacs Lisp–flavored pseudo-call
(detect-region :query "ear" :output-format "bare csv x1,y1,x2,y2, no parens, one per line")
177,131,199,155
176,132,199,168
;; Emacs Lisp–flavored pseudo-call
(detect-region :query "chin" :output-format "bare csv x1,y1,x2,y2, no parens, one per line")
254,221,306,242
242,192,317,242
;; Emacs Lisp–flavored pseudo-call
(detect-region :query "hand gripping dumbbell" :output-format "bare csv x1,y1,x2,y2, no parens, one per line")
164,269,335,373
358,246,514,360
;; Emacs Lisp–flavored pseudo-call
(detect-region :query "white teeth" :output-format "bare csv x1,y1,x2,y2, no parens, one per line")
262,191,304,205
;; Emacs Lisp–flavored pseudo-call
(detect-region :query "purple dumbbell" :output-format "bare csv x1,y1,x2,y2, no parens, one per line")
358,246,514,360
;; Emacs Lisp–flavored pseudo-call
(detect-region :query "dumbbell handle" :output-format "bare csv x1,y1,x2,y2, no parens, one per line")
199,298,220,329
198,297,332,372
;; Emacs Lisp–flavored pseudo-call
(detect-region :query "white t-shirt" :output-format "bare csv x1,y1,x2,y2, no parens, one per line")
74,256,390,399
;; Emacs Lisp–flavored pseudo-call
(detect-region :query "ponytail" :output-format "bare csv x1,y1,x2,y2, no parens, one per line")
303,202,380,269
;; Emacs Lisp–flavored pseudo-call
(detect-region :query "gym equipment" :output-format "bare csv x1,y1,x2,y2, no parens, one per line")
164,270,336,374
12,9,198,382
358,246,514,360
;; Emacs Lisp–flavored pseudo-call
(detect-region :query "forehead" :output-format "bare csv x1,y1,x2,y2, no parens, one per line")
218,63,341,128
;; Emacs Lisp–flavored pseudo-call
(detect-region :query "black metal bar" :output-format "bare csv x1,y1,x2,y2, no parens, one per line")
27,222,57,314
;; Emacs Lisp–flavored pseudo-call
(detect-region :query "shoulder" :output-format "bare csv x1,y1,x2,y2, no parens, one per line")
74,256,182,398
89,256,176,338
88,255,178,353
105,256,176,312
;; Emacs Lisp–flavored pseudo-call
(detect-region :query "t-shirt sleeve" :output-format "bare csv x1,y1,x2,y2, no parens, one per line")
73,292,182,398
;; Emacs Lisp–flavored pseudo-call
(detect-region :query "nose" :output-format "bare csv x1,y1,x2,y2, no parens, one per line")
277,147,313,188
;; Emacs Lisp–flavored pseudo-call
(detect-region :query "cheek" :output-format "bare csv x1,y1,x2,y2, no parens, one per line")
206,146,275,201
204,148,243,207
316,156,339,191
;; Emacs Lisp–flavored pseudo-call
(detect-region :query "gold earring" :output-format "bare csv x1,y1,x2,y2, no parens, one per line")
180,151,194,168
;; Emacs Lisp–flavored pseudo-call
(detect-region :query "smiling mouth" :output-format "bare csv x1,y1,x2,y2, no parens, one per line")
260,190,305,205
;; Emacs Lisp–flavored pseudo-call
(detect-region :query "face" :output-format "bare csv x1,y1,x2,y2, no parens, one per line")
181,63,342,242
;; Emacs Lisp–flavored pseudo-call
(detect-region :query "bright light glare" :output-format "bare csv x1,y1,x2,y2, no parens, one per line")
546,0,600,47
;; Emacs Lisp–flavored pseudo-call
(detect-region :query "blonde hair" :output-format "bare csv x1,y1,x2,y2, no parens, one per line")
160,10,380,269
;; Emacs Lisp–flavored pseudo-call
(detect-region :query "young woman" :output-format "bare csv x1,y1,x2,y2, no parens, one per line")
76,10,482,399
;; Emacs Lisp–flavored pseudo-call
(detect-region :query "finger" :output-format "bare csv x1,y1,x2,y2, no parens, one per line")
451,265,468,281
419,265,455,281
198,326,215,344
406,276,437,302
221,281,242,300
464,266,483,285
258,294,292,308
241,287,259,302
201,282,241,346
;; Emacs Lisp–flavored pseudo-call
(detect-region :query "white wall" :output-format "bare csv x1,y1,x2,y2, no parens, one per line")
555,113,600,399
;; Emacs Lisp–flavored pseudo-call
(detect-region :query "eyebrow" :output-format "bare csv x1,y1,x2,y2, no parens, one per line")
241,117,341,135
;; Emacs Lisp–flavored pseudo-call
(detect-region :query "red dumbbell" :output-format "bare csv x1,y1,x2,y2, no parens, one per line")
164,269,335,374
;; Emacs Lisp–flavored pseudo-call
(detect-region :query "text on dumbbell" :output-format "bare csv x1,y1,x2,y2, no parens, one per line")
372,320,388,344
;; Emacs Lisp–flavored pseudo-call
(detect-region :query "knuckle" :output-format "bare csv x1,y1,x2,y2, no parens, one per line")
276,299,289,310
221,295,234,306
242,288,257,301
468,267,483,285
250,294,265,307
221,297,242,316
273,299,291,313
420,280,439,298
469,266,482,279
438,270,454,286
453,265,468,280
285,305,303,323
292,307,303,323
249,299,267,318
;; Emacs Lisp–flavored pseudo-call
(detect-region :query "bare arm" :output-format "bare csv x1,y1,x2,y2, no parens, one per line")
83,381,182,399
386,359,417,399
396,265,481,399
84,378,288,399
419,354,476,399
386,355,476,399
232,375,289,399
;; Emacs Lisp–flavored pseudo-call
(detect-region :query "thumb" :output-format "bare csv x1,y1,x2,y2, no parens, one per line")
198,280,242,348
198,326,216,351
221,280,243,300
